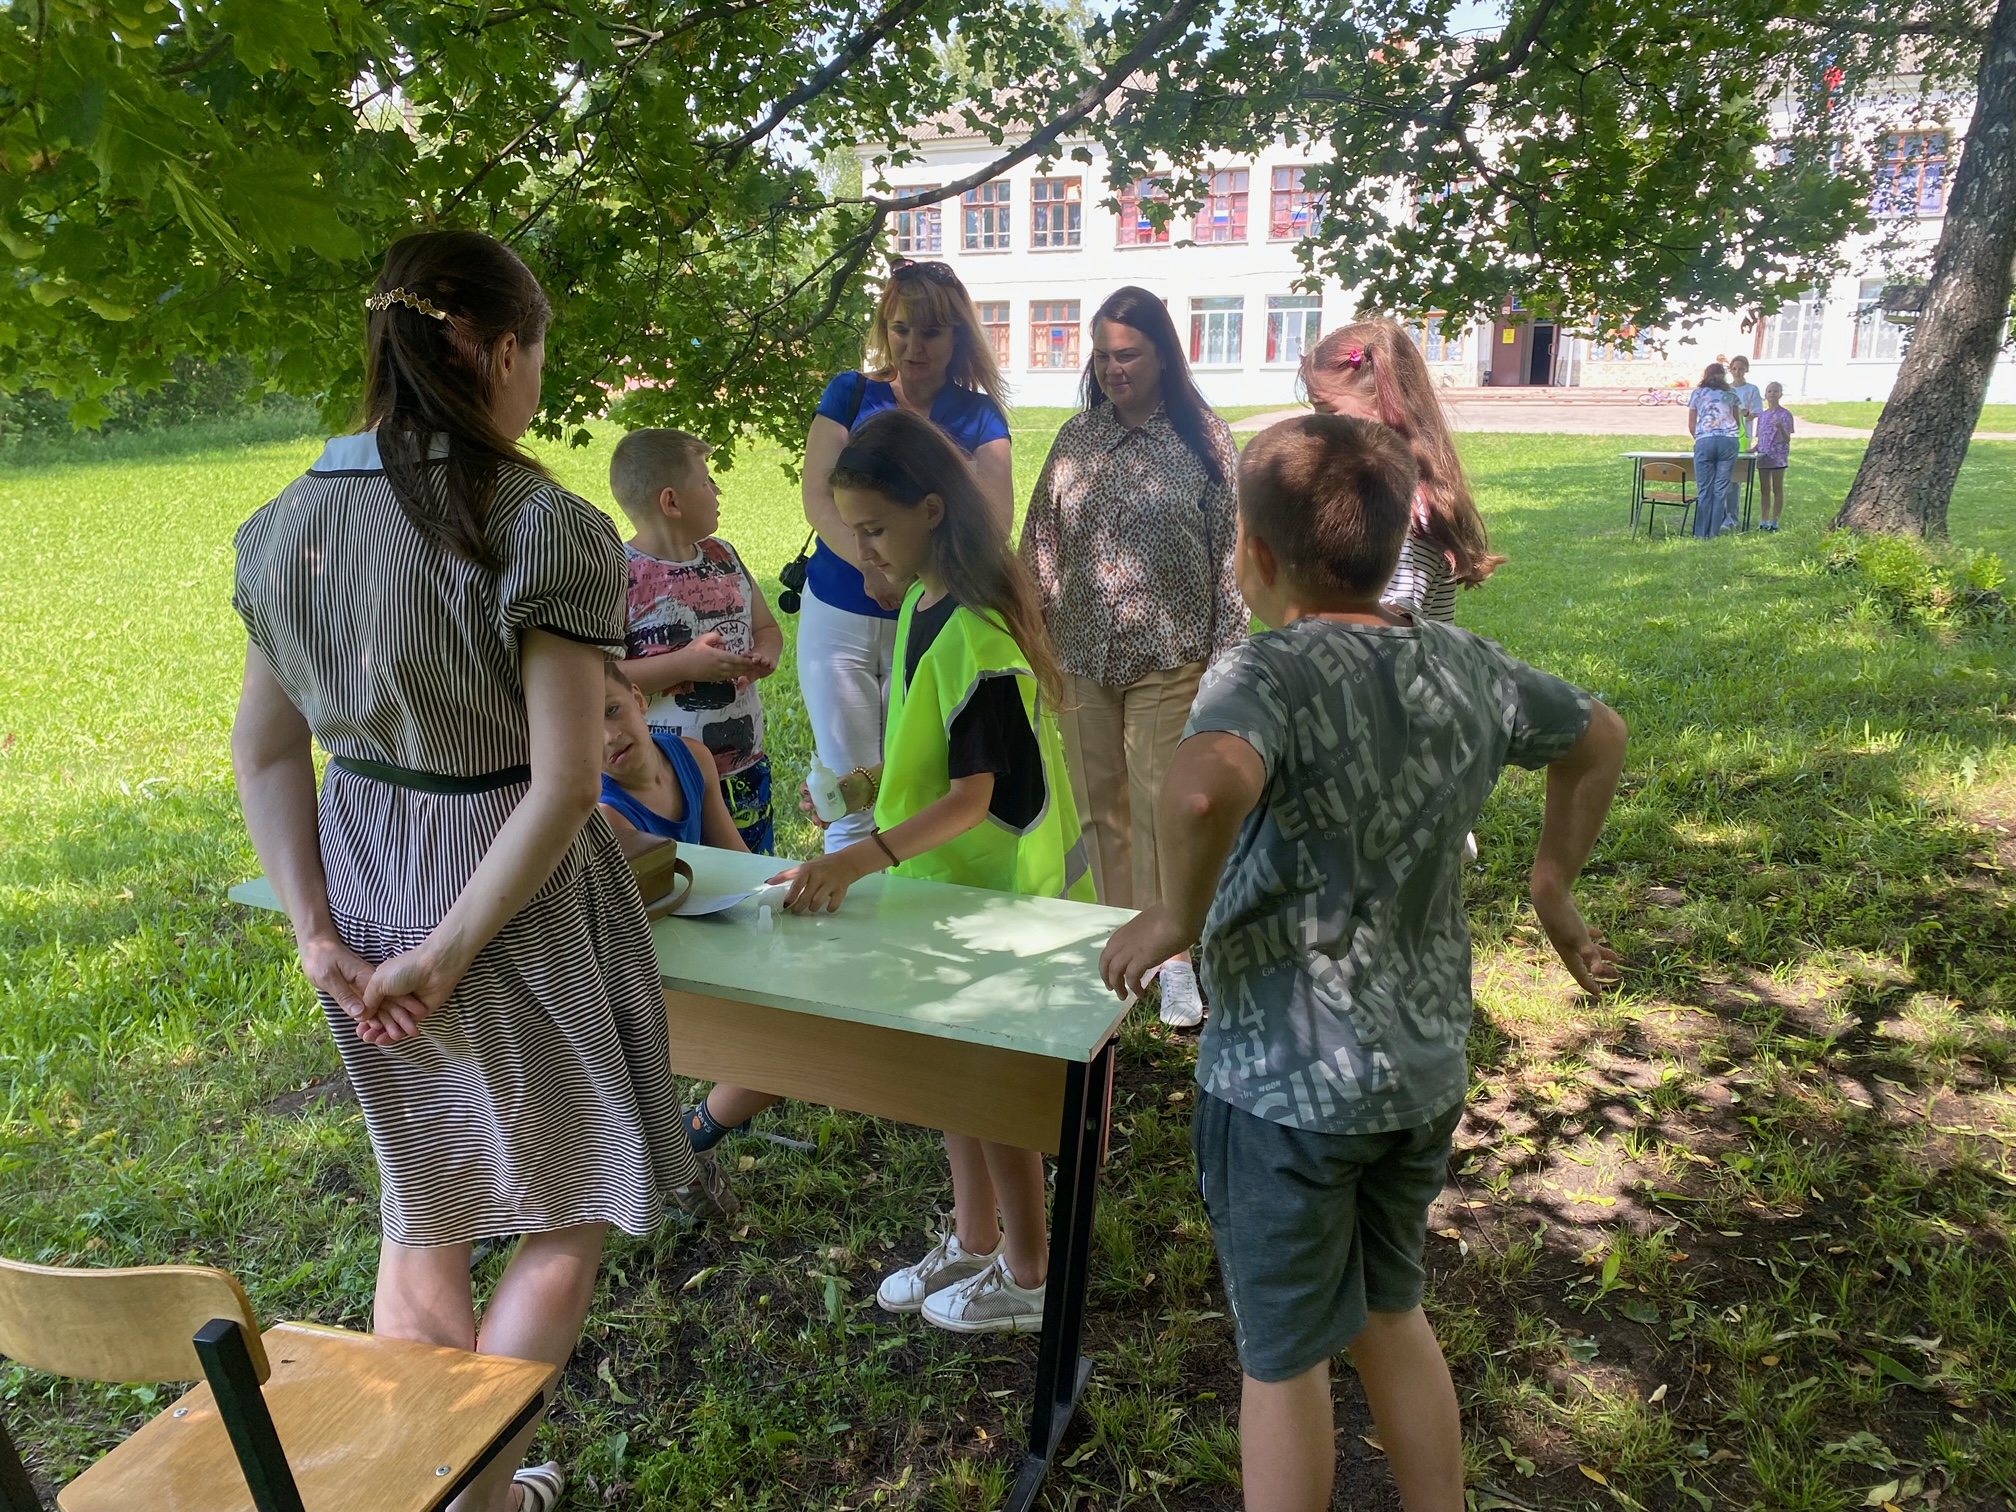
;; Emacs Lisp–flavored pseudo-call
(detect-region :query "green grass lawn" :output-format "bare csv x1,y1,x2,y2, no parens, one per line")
3,418,2014,1510
1795,401,2016,433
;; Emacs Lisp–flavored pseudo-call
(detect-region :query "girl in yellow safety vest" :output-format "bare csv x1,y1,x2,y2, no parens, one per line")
772,406,1095,1334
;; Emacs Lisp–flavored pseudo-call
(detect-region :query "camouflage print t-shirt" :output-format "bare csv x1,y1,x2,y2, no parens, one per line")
1187,616,1593,1135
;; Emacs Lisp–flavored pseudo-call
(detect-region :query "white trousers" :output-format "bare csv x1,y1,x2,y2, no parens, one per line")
797,588,898,852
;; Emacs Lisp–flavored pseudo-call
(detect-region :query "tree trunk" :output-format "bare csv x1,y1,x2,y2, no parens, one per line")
1834,0,2016,537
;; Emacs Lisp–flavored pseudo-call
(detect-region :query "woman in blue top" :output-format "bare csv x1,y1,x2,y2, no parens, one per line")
799,261,1014,852
1688,362,1743,538
598,659,748,850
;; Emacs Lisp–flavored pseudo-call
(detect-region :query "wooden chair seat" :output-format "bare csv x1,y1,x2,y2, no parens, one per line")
57,1323,554,1512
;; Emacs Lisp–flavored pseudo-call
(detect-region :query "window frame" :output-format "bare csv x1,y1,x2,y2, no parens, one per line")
1189,295,1245,367
1029,177,1083,251
1264,294,1322,365
1193,168,1250,244
1872,131,1950,218
1851,279,1904,361
978,301,1013,366
1028,298,1083,370
961,180,1013,253
1116,177,1172,247
1409,314,1465,364
892,188,943,256
1269,166,1324,240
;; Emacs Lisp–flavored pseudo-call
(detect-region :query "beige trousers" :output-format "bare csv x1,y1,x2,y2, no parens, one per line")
1057,661,1207,910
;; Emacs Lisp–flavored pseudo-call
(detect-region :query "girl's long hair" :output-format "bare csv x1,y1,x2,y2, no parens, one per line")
1698,362,1731,391
829,409,1063,705
1082,285,1228,485
1300,319,1504,586
363,230,553,568
864,261,1009,405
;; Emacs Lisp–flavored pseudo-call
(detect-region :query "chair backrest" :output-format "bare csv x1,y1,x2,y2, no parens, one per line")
1642,462,1690,484
0,1258,267,1384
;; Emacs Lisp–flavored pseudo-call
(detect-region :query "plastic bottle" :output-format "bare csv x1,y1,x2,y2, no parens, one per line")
806,757,848,824
756,905,774,934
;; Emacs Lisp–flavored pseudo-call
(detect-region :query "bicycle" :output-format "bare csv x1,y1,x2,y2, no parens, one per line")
1638,387,1685,406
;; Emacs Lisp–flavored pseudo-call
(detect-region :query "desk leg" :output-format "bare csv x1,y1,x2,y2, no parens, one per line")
1007,1039,1113,1512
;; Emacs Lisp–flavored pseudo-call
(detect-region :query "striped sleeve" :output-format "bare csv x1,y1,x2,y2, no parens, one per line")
497,485,629,652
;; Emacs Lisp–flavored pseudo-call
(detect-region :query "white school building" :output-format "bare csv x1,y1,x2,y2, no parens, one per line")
860,91,2016,409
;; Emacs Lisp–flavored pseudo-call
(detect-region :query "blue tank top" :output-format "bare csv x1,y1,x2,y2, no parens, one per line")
599,731,708,843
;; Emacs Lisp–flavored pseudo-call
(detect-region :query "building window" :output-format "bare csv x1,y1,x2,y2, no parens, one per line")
1117,178,1171,246
962,181,1011,252
1409,315,1465,363
1190,296,1245,366
1852,279,1904,361
893,190,941,255
1266,295,1322,364
1270,166,1324,239
1873,132,1949,217
1031,178,1082,249
979,301,1013,365
1194,169,1250,243
1030,300,1081,369
1759,292,1826,361
1586,328,1654,361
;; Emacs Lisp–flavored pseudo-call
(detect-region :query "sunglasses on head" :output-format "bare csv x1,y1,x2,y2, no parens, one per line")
889,260,959,284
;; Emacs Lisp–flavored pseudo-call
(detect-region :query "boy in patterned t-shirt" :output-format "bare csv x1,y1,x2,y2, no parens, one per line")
612,429,784,852
1103,414,1627,1511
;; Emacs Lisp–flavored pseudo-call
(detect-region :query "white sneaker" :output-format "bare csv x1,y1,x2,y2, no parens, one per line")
920,1253,1047,1334
1157,958,1205,1029
876,1231,999,1313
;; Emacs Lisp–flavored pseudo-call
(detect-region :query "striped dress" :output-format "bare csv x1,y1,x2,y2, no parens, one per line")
233,433,698,1246
1383,533,1459,623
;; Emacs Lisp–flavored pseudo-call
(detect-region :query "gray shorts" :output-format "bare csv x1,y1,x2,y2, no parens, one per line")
1192,1093,1462,1382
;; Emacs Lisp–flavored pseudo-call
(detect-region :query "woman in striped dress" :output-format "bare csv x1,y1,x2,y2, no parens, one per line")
230,230,715,1512
1300,320,1505,622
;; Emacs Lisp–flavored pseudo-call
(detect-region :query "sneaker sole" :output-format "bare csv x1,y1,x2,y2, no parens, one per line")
920,1302,1046,1335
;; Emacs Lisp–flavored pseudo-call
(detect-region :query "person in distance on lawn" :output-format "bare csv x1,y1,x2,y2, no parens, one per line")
771,406,1096,1337
611,428,783,853
1101,414,1627,1512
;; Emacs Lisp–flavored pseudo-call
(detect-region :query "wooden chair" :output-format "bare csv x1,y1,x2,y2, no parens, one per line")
0,1258,557,1512
1637,460,1694,538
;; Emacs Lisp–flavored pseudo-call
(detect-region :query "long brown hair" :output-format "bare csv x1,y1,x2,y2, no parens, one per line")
364,230,553,568
1083,285,1228,485
1301,319,1504,586
829,409,1063,704
863,261,1009,406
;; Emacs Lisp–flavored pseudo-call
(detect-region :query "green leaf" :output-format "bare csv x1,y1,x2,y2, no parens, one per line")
1860,1350,1929,1391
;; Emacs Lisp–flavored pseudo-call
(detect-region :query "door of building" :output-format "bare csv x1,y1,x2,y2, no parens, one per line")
1490,320,1528,384
1528,324,1556,385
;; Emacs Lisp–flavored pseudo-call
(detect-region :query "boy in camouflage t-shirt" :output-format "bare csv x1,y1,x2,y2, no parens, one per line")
1103,415,1626,1511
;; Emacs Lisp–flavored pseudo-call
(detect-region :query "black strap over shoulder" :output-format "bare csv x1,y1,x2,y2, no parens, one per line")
844,369,869,430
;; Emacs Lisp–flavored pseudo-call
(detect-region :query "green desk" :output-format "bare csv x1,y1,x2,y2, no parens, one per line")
233,844,1133,1510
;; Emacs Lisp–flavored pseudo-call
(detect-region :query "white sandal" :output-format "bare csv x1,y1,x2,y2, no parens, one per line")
513,1461,566,1512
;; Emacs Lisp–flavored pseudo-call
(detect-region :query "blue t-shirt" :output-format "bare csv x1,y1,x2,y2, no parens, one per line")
808,372,1011,618
600,730,708,843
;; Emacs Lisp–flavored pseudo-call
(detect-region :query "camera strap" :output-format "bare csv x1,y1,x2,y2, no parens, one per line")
780,372,871,615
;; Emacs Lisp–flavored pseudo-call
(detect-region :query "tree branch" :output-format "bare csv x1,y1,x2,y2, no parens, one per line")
862,0,1214,213
714,0,942,162
1436,0,1567,132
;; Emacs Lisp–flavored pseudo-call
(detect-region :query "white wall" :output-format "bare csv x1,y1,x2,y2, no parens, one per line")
868,107,2016,407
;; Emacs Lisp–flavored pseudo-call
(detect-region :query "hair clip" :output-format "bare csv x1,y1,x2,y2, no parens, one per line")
1343,346,1367,368
364,287,450,321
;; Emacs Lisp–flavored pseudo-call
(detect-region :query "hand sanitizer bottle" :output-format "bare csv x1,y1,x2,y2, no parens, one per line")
806,758,848,824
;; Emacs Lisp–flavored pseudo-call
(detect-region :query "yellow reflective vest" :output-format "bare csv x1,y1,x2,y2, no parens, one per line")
875,585,1095,902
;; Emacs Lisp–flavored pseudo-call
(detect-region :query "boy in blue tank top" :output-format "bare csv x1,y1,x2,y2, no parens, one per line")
599,659,749,851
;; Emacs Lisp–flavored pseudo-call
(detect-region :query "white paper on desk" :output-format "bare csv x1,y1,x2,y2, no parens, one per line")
669,886,761,918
